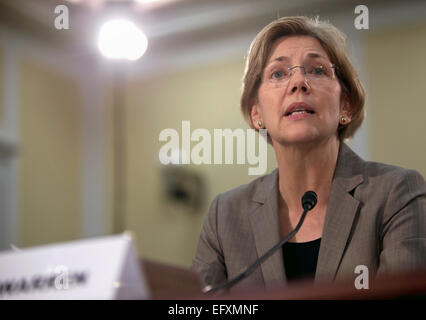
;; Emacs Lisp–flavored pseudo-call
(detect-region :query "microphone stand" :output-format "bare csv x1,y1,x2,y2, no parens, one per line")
204,206,311,295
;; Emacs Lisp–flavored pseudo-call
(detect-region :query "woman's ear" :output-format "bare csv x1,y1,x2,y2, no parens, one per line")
251,104,263,129
340,96,353,123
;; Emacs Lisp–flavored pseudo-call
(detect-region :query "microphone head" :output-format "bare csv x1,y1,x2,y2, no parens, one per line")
302,191,317,211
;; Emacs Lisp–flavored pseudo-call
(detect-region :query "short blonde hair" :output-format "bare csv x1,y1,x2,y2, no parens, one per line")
240,16,365,141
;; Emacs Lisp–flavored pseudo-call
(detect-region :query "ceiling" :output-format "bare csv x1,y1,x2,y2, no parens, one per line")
0,0,389,75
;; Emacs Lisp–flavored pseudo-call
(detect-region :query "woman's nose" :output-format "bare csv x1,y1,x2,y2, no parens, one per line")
291,83,309,93
289,67,311,93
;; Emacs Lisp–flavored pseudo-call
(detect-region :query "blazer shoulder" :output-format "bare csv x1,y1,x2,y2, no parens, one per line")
360,160,426,203
362,160,425,184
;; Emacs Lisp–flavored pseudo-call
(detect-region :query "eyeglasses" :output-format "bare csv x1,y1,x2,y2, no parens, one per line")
262,61,336,87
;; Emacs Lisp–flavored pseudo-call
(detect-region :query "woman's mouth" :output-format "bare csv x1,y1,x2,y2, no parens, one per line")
285,111,314,120
284,102,316,119
285,109,315,116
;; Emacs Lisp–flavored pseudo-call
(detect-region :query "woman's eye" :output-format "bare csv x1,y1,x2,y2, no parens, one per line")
312,66,325,75
272,70,284,79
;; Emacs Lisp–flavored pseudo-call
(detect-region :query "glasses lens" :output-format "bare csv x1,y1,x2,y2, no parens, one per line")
304,62,334,80
264,65,291,84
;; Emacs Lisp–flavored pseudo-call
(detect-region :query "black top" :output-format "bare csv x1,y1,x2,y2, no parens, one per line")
282,238,321,283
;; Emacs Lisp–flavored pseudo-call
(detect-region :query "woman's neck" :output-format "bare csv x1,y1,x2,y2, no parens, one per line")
273,137,340,212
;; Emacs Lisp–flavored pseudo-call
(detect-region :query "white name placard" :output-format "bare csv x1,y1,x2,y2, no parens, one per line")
0,234,149,300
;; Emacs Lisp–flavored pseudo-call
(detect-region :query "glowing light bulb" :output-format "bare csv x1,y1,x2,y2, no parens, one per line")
98,19,148,61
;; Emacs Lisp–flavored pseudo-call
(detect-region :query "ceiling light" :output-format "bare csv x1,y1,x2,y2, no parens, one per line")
98,19,148,61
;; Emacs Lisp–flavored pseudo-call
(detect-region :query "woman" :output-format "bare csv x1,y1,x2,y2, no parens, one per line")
192,16,426,291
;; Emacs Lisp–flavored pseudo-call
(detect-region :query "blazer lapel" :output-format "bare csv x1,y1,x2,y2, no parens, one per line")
248,169,287,287
315,143,364,283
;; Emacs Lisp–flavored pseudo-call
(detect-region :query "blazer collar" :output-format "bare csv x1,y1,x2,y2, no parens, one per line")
248,142,365,285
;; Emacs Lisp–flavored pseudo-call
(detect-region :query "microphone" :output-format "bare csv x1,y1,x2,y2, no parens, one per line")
203,190,317,295
302,190,317,211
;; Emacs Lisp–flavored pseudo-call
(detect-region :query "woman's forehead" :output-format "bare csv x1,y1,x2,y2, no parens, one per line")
268,35,329,62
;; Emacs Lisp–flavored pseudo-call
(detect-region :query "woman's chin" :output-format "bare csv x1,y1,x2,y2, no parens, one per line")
274,130,322,146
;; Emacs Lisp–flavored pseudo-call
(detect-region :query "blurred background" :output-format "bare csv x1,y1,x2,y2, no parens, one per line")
0,0,425,268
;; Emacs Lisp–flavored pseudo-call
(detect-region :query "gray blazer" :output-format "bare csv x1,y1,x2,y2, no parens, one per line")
192,143,426,290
